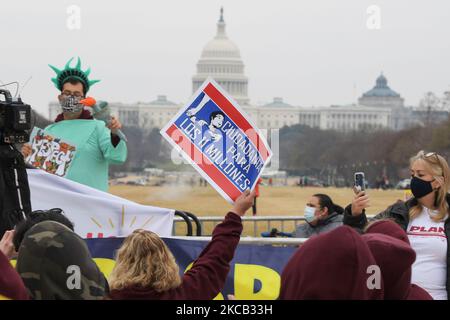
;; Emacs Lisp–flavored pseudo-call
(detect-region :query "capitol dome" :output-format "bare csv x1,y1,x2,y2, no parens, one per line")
201,29,241,59
263,97,293,108
358,73,404,109
192,8,249,105
362,73,400,98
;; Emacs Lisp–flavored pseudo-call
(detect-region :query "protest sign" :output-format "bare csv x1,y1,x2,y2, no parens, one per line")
26,127,76,177
161,78,272,203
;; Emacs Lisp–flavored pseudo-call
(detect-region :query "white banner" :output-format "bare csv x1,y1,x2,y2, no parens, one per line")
27,169,174,238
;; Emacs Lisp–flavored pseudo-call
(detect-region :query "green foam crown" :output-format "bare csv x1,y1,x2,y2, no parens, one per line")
49,57,100,93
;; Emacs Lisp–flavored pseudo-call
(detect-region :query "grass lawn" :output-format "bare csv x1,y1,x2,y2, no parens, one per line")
110,185,408,236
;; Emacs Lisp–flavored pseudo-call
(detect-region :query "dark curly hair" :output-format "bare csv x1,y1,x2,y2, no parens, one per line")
13,208,74,251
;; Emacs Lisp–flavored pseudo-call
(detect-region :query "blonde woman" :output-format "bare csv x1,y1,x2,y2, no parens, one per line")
344,151,450,300
108,189,256,300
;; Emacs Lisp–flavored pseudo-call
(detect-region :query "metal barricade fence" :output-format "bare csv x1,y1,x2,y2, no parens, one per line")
172,214,376,237
169,236,309,246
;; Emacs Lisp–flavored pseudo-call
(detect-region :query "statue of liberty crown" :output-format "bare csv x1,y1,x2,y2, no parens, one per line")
49,57,100,93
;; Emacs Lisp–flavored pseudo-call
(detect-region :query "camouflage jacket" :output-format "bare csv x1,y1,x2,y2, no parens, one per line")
16,220,108,300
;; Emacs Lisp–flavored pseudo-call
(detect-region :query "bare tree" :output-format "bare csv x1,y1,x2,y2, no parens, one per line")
419,91,440,125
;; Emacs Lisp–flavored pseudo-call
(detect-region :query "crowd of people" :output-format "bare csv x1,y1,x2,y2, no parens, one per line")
0,150,449,300
0,190,255,300
1,58,449,300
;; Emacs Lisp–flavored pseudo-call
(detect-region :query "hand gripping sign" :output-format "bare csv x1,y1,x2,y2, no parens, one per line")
161,78,272,203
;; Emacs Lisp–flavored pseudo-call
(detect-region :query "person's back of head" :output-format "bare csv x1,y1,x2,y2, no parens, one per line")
280,225,384,300
16,220,107,300
13,208,74,252
108,229,181,295
362,233,415,299
365,219,409,244
364,219,432,300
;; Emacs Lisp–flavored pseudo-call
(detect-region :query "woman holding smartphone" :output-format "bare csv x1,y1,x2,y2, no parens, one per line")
344,150,450,300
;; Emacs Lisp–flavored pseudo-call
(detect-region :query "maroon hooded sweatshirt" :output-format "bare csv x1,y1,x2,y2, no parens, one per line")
108,212,242,300
365,220,433,300
366,220,409,244
280,225,384,300
0,252,28,300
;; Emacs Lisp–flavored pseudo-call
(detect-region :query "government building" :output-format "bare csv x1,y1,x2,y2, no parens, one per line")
49,9,445,132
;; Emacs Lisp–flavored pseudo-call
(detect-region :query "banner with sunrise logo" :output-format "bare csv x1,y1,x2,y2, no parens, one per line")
27,169,174,238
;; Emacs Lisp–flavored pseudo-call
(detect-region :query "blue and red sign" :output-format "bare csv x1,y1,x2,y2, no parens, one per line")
161,79,272,203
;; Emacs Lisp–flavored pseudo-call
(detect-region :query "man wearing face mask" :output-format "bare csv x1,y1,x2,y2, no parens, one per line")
21,57,127,192
344,150,450,300
294,194,344,238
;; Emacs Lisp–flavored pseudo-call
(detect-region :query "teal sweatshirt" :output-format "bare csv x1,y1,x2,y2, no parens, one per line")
43,119,127,191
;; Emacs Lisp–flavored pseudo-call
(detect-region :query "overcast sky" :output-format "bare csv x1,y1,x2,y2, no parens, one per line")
1,0,449,117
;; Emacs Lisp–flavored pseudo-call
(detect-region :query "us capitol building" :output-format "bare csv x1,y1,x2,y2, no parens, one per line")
49,9,441,132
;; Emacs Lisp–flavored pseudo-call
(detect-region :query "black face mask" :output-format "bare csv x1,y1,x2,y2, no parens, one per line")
410,176,434,199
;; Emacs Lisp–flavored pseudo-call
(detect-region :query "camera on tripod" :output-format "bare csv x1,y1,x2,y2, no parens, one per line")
0,89,32,144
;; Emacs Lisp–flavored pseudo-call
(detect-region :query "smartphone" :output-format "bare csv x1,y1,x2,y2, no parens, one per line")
354,172,365,192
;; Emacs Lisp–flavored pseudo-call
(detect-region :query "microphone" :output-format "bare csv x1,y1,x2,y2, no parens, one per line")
80,97,128,142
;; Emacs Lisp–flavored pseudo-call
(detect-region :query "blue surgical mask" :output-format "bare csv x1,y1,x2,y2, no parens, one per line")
304,205,317,222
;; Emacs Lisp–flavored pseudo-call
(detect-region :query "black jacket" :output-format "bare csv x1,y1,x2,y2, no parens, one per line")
0,145,32,238
343,195,450,299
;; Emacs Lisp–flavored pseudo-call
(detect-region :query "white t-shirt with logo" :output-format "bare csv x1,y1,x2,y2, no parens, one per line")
407,207,448,300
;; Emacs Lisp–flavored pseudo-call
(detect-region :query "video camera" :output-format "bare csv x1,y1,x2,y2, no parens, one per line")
0,89,32,144
0,88,32,238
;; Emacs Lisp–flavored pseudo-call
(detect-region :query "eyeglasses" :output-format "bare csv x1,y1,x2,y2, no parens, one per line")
422,152,444,171
424,152,438,158
61,90,84,98
423,152,440,162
